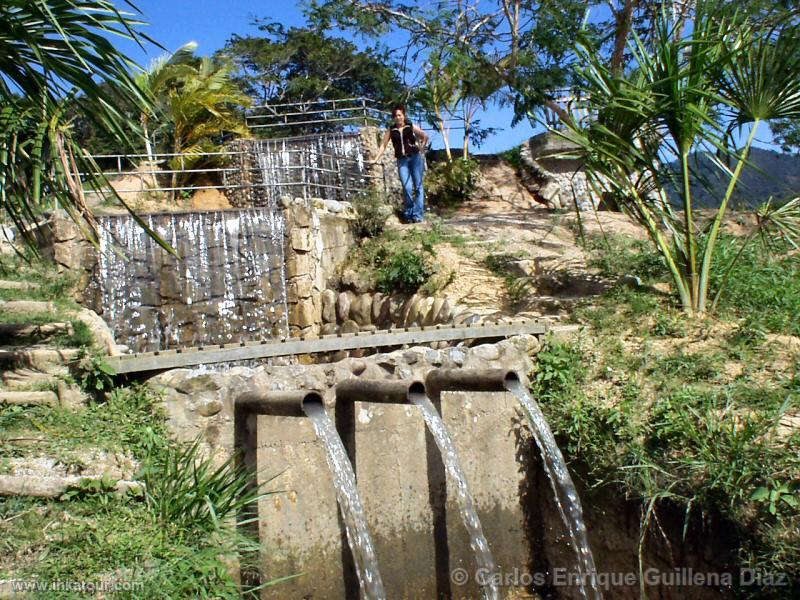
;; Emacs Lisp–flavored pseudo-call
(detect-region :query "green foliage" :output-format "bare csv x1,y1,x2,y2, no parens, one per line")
352,192,391,238
0,384,168,462
347,224,455,295
498,146,523,173
74,349,117,397
584,235,668,282
560,4,800,313
376,248,434,294
141,439,272,536
533,337,586,397
53,320,95,349
0,0,152,248
553,279,800,585
426,157,481,209
482,252,527,305
61,475,123,506
751,481,800,516
0,251,79,307
220,22,402,135
709,238,800,335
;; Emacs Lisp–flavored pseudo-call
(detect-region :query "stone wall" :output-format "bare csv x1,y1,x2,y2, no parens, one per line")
284,198,355,338
519,132,602,211
147,336,542,599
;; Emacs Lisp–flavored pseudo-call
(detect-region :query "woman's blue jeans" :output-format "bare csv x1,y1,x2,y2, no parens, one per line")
397,153,425,222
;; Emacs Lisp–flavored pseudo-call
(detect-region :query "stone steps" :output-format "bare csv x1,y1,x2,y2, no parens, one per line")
0,347,80,370
0,300,55,315
0,279,39,291
0,391,58,406
0,474,143,498
0,322,72,343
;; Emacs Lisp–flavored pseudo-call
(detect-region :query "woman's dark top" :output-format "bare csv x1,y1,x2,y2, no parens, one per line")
389,120,419,159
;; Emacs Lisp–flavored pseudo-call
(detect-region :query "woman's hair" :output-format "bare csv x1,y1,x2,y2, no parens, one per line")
391,104,406,117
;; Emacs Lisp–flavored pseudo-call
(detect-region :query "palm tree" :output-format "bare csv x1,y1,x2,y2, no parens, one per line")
135,42,199,165
0,0,156,247
557,1,800,314
161,57,251,194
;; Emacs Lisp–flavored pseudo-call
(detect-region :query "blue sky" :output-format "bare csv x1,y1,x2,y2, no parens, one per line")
116,0,541,154
117,1,781,155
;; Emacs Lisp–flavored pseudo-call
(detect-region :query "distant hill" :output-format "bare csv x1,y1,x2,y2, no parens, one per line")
667,147,800,208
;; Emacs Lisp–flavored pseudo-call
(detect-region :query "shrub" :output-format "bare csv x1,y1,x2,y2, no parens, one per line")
140,438,273,536
426,157,481,208
376,248,434,294
352,191,391,238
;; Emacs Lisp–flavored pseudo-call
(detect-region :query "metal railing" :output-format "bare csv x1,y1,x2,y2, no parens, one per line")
247,97,387,130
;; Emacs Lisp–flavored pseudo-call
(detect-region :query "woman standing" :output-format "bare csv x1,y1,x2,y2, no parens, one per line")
373,105,430,223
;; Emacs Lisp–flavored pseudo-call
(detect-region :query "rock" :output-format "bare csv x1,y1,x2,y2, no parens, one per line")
0,348,79,371
290,229,314,252
371,293,384,323
435,299,454,324
289,300,315,328
340,320,360,334
324,200,346,213
175,374,221,395
56,381,87,409
350,294,373,327
341,269,372,293
377,296,393,327
350,360,368,375
470,344,501,361
320,323,338,336
425,349,443,366
425,298,445,326
337,291,354,323
0,280,37,290
0,300,54,315
197,399,223,417
401,294,420,327
321,289,337,324
0,391,58,406
75,307,119,355
402,351,419,365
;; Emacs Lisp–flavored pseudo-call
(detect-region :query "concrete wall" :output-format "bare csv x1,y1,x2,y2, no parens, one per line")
148,336,544,599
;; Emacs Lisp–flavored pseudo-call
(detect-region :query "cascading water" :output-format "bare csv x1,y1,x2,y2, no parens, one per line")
504,379,602,600
93,208,289,353
302,400,387,600
253,133,369,204
409,391,500,600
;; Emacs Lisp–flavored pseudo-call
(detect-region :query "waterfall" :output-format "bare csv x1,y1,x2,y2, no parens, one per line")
505,379,602,600
253,132,369,204
409,391,500,600
303,400,387,600
94,208,289,353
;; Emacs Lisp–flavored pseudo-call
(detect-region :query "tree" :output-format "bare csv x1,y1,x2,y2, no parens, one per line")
0,0,154,247
558,2,800,315
159,57,251,192
219,22,404,135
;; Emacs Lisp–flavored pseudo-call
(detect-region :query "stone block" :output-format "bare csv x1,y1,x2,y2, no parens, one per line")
290,205,313,228
336,291,354,323
321,289,337,324
290,228,314,252
350,294,373,327
286,253,314,279
289,300,316,328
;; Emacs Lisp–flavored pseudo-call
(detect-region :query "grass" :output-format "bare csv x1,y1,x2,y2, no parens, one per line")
482,252,534,307
0,251,79,309
342,218,462,296
537,233,800,594
0,384,168,464
0,382,280,598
